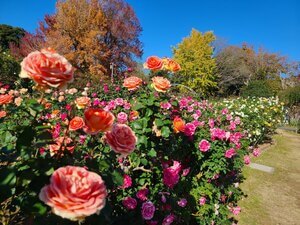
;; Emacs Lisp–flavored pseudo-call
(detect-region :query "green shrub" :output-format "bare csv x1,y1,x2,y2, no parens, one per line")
0,51,20,86
241,80,273,97
279,86,300,107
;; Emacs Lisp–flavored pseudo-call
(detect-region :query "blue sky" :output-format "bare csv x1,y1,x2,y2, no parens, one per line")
1,0,299,61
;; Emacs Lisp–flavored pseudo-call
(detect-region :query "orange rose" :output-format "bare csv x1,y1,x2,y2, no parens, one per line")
143,56,163,70
84,108,115,134
173,117,185,133
151,76,171,92
0,111,7,118
49,137,75,155
20,48,74,89
69,116,85,131
105,124,137,156
75,96,91,109
39,166,107,221
164,58,181,72
123,76,143,90
0,94,13,105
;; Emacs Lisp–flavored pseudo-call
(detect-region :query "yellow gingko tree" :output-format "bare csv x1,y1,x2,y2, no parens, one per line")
173,29,217,96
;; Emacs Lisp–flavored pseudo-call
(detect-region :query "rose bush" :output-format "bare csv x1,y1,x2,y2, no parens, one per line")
0,51,284,225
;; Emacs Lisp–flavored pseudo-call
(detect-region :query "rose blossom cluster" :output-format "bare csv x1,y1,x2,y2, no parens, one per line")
2,49,267,224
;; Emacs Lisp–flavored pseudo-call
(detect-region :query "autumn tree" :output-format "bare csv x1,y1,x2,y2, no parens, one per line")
172,29,217,96
216,43,290,96
215,45,254,95
9,31,45,60
36,0,142,80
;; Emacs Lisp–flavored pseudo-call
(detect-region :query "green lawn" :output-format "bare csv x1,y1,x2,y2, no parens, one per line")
238,130,300,225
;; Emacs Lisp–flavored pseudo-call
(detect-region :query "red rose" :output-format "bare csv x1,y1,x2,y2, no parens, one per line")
84,108,115,134
69,116,85,131
20,48,74,89
123,76,143,90
39,166,107,221
105,124,137,156
144,56,163,70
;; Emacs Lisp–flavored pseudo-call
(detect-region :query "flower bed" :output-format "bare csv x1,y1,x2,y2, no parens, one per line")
0,52,282,225
216,97,285,145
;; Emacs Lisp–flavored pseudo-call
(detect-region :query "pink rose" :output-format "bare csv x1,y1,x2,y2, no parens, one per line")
253,148,261,157
120,174,132,189
163,161,182,188
199,197,206,205
136,188,149,201
244,155,251,165
141,201,155,220
20,49,74,89
39,166,107,221
177,198,187,207
105,124,137,156
184,123,196,136
211,128,226,141
230,206,241,215
225,148,236,158
208,119,215,128
162,213,176,225
117,112,128,124
122,197,137,210
199,139,210,152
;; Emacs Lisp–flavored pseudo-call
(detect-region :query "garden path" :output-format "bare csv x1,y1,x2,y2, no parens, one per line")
238,129,300,225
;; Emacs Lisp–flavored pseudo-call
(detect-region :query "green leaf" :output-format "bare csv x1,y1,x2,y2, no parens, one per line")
147,149,157,157
0,168,16,186
32,202,47,215
155,119,164,127
161,126,171,138
112,170,123,186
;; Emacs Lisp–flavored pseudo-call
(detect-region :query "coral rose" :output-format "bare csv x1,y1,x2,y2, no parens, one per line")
0,94,13,105
84,108,115,134
143,56,163,70
0,110,7,118
20,48,74,89
105,124,137,156
173,117,185,133
151,76,171,92
123,76,143,90
75,96,91,109
69,116,85,131
39,166,107,221
49,137,74,155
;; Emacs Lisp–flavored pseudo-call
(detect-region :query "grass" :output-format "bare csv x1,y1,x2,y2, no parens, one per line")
238,130,300,225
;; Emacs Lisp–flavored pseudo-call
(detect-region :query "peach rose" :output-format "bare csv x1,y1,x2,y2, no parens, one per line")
0,94,13,105
163,58,181,72
39,166,107,221
75,96,91,109
173,117,185,133
151,76,171,92
123,76,143,91
0,111,7,118
143,56,163,70
105,124,137,156
69,116,85,131
49,137,74,155
84,108,115,134
20,48,74,89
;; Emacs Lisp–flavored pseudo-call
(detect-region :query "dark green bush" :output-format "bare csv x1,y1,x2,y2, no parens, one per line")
240,80,274,97
0,51,20,86
279,86,300,107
